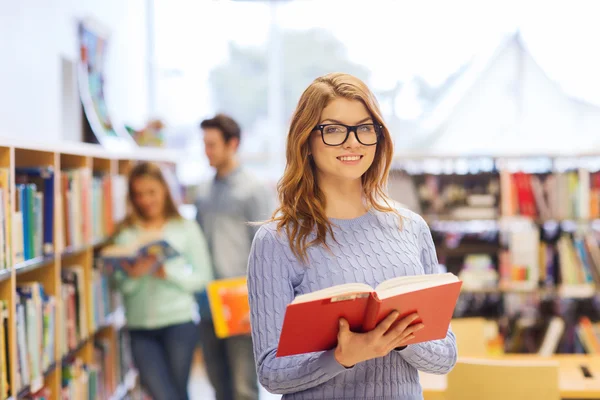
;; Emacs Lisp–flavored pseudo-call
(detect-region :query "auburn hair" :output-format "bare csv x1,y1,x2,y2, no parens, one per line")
271,72,398,263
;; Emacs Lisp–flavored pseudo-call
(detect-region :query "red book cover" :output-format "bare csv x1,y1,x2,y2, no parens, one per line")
276,273,462,357
513,172,537,218
103,175,114,236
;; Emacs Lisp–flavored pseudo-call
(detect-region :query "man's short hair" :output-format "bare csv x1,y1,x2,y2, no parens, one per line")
200,113,241,143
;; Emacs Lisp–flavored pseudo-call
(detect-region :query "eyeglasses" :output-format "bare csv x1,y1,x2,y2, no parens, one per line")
314,123,383,146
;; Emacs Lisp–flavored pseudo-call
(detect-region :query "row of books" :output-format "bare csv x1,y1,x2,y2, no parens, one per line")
504,300,600,355
14,282,56,395
61,265,91,359
392,169,600,223
434,220,600,296
14,167,55,262
498,226,600,293
501,170,600,221
405,172,499,220
19,334,134,400
90,269,114,332
0,167,128,266
10,268,124,399
62,169,127,251
61,344,113,400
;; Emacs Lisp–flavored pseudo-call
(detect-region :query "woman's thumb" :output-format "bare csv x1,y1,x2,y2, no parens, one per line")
338,318,348,333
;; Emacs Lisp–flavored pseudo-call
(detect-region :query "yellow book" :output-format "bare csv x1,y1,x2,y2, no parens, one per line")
207,277,251,339
0,169,11,269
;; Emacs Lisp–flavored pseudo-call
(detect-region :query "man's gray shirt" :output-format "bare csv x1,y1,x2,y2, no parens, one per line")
195,167,274,279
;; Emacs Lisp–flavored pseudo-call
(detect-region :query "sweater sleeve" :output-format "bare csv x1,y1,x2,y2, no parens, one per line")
398,216,458,374
247,227,349,394
163,220,214,293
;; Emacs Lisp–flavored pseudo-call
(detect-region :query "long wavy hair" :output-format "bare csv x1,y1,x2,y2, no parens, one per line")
112,162,182,237
272,72,399,263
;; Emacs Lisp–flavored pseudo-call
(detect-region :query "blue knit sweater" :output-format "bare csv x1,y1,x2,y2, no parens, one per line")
247,207,457,400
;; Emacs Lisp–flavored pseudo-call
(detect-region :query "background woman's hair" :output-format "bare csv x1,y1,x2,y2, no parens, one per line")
271,72,398,263
109,162,182,240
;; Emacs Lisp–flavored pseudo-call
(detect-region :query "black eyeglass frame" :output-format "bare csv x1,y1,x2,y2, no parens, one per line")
313,123,384,146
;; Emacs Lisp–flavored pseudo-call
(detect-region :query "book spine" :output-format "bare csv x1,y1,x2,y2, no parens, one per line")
43,174,54,254
362,292,382,332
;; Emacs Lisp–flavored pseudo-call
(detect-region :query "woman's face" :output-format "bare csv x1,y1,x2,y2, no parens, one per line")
309,97,378,184
131,176,167,220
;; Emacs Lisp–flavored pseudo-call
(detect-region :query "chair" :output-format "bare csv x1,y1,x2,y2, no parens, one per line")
450,317,490,357
445,357,560,400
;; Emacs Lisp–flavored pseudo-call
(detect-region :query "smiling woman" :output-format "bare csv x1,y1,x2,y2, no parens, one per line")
246,72,457,399
275,73,397,259
310,98,381,182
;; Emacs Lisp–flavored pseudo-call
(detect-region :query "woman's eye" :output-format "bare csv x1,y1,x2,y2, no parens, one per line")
324,126,343,134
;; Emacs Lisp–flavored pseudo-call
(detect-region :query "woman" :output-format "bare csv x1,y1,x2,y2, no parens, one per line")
247,73,457,399
110,162,213,400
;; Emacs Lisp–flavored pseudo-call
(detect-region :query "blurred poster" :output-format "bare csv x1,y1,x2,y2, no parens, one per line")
77,18,135,150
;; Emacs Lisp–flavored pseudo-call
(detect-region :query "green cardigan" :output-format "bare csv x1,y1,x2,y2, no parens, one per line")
112,218,214,329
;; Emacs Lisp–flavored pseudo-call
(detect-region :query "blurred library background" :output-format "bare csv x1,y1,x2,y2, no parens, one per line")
1,0,600,399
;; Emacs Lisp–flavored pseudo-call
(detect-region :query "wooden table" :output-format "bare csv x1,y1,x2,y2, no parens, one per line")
420,355,600,400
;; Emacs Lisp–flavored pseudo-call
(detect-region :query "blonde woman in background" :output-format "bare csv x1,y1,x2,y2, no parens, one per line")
110,162,213,400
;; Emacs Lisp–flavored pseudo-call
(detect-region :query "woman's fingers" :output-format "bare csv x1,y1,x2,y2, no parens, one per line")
384,313,420,339
373,311,401,336
385,321,424,348
390,333,416,350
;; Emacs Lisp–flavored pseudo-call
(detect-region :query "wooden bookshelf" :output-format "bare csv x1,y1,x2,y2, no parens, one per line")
0,140,178,400
388,152,600,355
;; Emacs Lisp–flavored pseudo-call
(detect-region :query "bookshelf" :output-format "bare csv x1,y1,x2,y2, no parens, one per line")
389,152,600,355
0,139,179,400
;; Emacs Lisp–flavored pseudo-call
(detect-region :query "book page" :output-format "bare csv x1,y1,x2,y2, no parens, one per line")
100,229,164,258
99,243,136,257
291,283,373,304
136,229,164,245
375,274,442,292
375,273,459,300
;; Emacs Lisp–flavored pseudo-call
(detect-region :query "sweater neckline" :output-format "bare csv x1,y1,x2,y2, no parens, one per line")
328,209,377,228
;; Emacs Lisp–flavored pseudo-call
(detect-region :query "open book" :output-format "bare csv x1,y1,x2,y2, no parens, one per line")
276,273,462,357
99,233,180,276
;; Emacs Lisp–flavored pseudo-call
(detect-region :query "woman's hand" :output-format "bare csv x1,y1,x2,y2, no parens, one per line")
121,255,158,278
153,265,167,279
334,311,424,368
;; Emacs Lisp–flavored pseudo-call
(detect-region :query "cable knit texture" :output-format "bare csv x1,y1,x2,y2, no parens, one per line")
247,207,457,400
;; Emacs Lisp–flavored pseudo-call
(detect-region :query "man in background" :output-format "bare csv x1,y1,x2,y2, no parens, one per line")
195,113,273,400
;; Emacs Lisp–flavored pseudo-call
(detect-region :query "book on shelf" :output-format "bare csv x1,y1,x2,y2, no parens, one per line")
0,168,11,270
576,316,600,354
207,277,251,339
62,266,88,345
90,269,112,332
99,235,180,276
276,273,462,357
15,167,54,257
0,300,9,399
500,169,600,220
538,316,566,357
15,282,56,394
